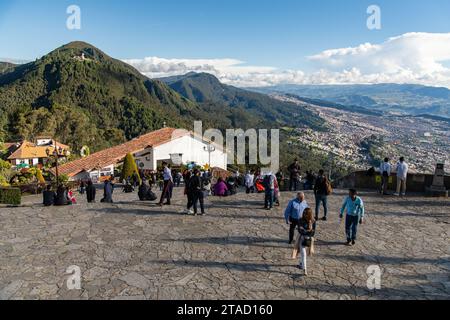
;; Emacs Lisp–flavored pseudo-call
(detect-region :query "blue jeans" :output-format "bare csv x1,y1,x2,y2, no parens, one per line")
315,194,328,218
265,189,274,208
345,215,360,241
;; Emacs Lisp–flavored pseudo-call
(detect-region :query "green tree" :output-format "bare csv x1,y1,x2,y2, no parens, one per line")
16,107,57,141
121,153,141,185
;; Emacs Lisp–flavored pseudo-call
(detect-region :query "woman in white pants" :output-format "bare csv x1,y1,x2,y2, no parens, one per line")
297,208,316,276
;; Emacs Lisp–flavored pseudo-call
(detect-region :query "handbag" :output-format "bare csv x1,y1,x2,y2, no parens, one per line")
302,236,312,248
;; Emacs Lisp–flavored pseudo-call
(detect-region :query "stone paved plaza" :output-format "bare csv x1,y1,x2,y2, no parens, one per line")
0,187,449,300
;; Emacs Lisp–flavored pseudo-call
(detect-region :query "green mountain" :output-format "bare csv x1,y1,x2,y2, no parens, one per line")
0,42,206,151
159,72,325,130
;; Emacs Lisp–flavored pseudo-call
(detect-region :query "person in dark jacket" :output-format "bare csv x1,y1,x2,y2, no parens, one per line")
42,185,56,206
288,159,301,191
55,185,71,206
187,169,205,215
86,180,96,203
314,169,329,221
184,170,195,214
79,180,86,195
101,179,114,203
138,179,157,201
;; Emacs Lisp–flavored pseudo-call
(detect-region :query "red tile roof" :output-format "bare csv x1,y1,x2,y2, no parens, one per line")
55,127,186,177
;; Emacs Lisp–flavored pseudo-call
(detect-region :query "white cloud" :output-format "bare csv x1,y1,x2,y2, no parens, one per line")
124,32,450,88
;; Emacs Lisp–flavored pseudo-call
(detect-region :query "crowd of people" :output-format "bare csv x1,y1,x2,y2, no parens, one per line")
41,156,415,275
42,178,114,206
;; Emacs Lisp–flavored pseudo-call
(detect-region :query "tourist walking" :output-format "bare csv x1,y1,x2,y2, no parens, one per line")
314,169,331,221
263,172,276,210
394,157,409,196
339,189,365,246
380,158,392,195
86,180,96,203
187,169,206,215
296,208,316,276
244,170,255,194
158,162,173,206
284,192,309,244
288,159,301,191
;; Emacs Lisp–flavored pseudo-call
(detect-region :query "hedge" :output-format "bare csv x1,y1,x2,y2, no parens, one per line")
0,187,22,206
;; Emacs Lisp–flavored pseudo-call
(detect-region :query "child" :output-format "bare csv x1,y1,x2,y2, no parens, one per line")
68,187,77,205
297,208,316,276
340,189,365,246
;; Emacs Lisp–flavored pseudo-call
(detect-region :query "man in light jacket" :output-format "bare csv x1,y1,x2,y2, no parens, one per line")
394,157,409,196
284,192,309,244
379,158,391,195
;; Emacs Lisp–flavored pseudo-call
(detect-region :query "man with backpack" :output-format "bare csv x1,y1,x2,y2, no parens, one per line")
263,172,276,210
314,169,332,221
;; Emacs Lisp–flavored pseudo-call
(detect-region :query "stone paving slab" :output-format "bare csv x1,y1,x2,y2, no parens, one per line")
0,188,449,300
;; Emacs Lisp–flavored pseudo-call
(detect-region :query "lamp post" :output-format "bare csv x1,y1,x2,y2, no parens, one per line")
204,142,215,169
46,142,70,186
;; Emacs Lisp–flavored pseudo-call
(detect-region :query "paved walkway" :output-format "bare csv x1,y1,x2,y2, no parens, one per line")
0,187,449,300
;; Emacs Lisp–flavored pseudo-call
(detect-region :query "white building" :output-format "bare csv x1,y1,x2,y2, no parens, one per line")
56,127,227,181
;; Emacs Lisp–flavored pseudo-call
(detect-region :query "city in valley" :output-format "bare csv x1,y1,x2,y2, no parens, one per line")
275,94,450,174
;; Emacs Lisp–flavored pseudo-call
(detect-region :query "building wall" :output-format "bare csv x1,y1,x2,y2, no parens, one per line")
152,135,227,170
74,165,115,182
135,149,154,171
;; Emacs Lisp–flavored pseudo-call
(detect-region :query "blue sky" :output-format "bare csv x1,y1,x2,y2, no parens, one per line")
1,0,450,87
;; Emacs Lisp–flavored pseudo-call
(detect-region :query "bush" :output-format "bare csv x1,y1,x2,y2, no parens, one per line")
121,153,141,185
0,187,21,205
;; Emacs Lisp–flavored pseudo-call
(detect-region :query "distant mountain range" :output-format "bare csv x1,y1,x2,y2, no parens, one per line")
250,83,450,118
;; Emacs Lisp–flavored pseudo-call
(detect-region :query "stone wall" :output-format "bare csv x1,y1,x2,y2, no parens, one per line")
335,171,450,193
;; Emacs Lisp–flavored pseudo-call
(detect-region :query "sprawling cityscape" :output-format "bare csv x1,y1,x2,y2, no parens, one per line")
275,94,450,174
